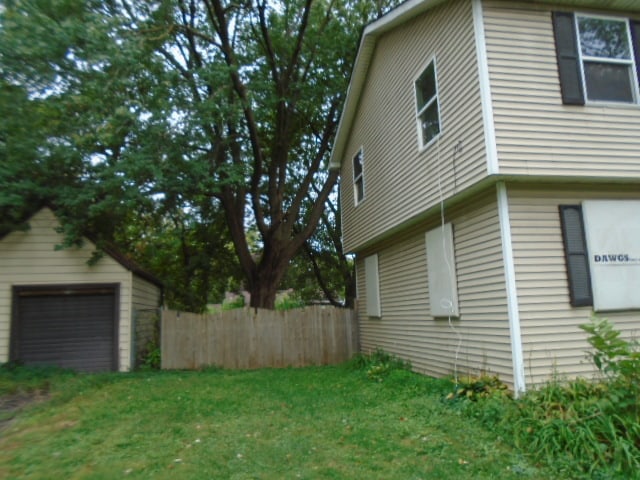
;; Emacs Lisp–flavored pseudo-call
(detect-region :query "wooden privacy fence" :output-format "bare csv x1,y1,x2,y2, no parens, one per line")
161,306,358,370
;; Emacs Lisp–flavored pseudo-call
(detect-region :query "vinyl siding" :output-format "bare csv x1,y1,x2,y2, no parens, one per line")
357,191,515,386
0,208,135,370
341,0,487,253
508,184,640,386
483,1,640,177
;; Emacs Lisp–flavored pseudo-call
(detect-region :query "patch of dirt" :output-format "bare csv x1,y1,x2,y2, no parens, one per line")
0,389,50,432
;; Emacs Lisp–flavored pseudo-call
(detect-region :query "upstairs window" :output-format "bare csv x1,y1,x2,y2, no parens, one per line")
352,148,364,205
578,16,636,102
414,59,441,148
553,12,640,105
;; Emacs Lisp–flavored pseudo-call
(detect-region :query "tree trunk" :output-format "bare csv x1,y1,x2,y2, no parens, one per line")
248,281,278,310
247,257,290,309
343,266,356,309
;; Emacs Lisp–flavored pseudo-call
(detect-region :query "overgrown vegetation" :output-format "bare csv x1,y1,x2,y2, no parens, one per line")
0,362,73,397
446,375,510,402
451,316,640,479
348,347,412,382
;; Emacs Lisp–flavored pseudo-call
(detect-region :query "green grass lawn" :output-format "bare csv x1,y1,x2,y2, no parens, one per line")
0,364,551,479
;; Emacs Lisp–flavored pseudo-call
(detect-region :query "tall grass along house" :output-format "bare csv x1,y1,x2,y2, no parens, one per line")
0,207,163,372
330,0,640,392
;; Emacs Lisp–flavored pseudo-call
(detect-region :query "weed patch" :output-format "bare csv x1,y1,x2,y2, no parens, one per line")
450,316,640,479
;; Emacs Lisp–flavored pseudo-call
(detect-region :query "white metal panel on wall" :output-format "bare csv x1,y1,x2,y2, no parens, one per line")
425,223,460,317
365,254,382,317
582,200,640,311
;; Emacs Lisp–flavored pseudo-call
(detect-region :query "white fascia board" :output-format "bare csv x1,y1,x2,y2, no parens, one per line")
329,0,449,170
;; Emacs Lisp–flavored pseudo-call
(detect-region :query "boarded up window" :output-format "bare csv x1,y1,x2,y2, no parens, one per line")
364,254,381,317
425,223,459,317
582,200,640,311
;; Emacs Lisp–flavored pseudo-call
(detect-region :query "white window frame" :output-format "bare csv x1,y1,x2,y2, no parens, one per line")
575,13,640,104
352,147,365,205
414,57,442,150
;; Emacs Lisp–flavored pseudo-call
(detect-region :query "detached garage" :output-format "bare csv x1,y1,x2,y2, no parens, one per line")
0,207,162,372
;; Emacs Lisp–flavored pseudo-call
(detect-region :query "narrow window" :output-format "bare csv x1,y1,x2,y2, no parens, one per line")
364,254,381,317
559,205,593,307
352,148,364,205
414,59,441,148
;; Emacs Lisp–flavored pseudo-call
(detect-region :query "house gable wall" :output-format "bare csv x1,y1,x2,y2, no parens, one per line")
341,0,487,253
483,1,640,178
0,208,135,370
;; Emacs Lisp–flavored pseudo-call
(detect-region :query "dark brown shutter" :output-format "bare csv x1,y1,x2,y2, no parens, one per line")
552,12,585,105
559,205,593,307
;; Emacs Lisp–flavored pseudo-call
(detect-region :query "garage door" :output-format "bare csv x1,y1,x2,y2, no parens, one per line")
11,285,118,372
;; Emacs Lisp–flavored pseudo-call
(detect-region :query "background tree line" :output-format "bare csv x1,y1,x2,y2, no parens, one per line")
0,0,399,310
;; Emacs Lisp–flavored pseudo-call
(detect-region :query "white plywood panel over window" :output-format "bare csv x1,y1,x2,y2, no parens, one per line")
365,254,381,317
582,200,640,312
426,223,460,317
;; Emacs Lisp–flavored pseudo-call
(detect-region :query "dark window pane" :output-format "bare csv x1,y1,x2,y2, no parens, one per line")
352,151,363,178
420,102,440,145
578,17,630,59
416,63,436,109
355,179,364,202
584,62,634,102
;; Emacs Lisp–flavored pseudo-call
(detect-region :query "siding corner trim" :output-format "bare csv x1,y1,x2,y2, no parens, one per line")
472,0,499,176
497,182,525,394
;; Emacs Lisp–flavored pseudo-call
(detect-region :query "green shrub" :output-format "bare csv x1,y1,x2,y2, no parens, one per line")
446,375,510,402
139,339,161,370
275,294,305,310
449,316,640,478
222,295,245,310
348,348,412,382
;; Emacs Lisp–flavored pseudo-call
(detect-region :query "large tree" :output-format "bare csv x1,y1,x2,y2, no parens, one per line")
1,0,397,309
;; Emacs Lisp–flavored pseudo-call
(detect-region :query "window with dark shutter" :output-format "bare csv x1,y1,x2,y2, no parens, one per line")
559,205,593,307
553,12,640,105
552,12,585,105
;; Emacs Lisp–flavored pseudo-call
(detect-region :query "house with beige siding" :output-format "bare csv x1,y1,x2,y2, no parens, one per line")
330,0,640,392
0,207,163,372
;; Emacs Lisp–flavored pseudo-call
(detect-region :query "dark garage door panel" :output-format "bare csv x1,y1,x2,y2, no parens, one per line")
14,289,117,372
